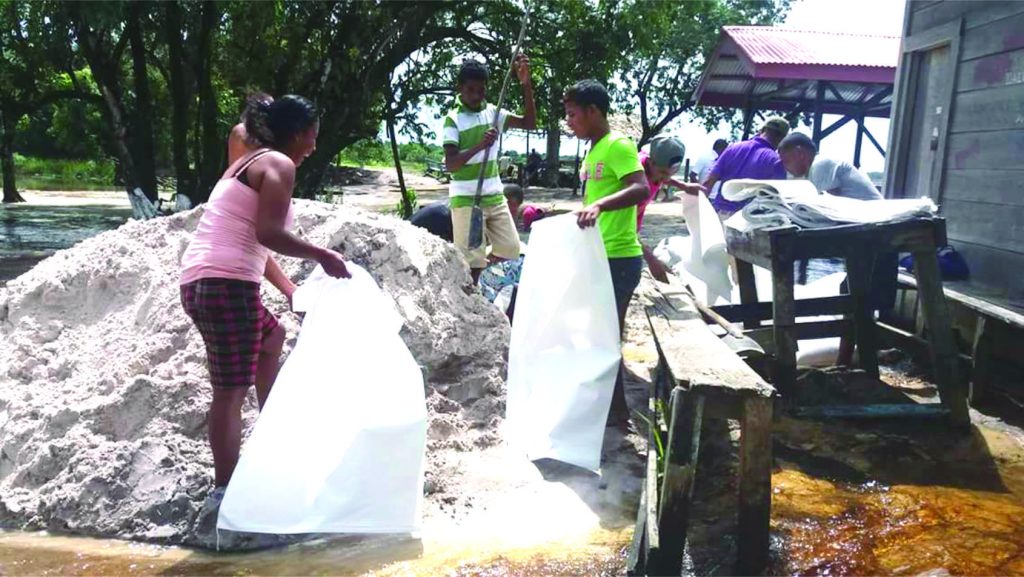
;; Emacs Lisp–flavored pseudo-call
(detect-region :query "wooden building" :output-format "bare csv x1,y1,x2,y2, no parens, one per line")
886,1,1024,310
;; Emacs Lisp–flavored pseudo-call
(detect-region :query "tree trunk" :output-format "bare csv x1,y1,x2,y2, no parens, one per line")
544,88,561,188
0,107,25,203
164,1,193,202
127,2,158,202
72,18,140,198
386,108,413,219
194,0,222,203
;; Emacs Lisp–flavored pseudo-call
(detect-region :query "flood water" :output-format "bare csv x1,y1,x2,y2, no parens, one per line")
0,193,131,283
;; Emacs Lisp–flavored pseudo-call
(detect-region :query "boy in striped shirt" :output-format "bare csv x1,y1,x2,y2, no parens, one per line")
442,58,537,283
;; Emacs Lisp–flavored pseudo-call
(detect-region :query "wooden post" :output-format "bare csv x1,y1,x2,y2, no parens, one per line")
742,105,755,140
854,115,865,168
737,396,773,575
657,387,704,575
970,316,994,404
911,248,971,427
812,82,825,147
736,259,761,330
845,253,881,378
771,233,798,395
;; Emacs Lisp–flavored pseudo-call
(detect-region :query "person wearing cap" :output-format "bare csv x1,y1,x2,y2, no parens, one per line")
778,132,882,201
638,135,706,282
503,183,547,232
700,116,790,217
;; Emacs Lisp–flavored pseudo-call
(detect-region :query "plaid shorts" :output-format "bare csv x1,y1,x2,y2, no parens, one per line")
180,278,280,388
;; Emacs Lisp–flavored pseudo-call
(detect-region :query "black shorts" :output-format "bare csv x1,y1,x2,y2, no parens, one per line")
608,256,644,318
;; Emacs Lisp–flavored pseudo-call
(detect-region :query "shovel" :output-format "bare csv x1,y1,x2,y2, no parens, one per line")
468,5,531,249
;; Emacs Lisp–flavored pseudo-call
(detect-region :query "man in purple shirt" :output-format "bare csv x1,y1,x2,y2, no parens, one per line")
702,116,790,216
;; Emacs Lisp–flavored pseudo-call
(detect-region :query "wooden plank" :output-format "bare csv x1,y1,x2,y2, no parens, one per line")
910,1,1024,36
960,10,1024,61
970,316,995,403
644,432,661,573
958,47,1024,92
736,259,761,330
900,271,1024,325
943,168,1024,205
646,287,775,399
949,83,1024,134
793,403,951,419
912,247,972,427
714,296,852,323
943,199,1024,253
737,396,773,576
743,319,851,346
946,129,1024,170
657,388,704,576
949,242,1024,307
877,321,974,367
626,480,648,575
771,235,798,396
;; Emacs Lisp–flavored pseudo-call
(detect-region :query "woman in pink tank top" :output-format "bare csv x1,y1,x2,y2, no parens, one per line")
180,94,351,491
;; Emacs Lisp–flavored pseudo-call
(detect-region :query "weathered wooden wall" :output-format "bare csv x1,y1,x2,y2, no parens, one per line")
905,0,1024,306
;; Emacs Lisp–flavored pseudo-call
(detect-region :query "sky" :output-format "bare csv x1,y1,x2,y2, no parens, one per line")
401,0,907,173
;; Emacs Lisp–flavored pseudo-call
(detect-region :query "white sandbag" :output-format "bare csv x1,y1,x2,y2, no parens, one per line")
506,215,621,471
681,192,733,304
218,264,427,534
721,179,937,231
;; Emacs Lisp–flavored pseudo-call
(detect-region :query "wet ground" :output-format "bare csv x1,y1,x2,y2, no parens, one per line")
2,180,1024,575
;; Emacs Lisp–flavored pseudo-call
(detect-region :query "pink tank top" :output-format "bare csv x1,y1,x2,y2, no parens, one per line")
180,152,294,285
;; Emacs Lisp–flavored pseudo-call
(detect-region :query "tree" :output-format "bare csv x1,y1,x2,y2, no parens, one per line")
614,0,791,147
520,0,630,186
0,0,95,202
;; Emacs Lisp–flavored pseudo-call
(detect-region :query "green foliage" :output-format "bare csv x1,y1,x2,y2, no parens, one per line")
634,398,671,481
1,0,789,200
613,0,791,143
336,138,444,169
395,187,419,220
13,154,116,185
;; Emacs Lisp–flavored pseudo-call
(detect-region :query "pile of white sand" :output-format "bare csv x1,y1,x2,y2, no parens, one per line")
0,201,509,547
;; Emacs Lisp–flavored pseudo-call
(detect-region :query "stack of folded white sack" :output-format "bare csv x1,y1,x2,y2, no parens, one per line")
720,179,938,232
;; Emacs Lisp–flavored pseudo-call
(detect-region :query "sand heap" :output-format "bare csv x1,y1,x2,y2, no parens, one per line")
0,201,509,547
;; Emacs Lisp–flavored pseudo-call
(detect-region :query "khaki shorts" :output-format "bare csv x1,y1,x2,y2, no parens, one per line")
451,203,521,269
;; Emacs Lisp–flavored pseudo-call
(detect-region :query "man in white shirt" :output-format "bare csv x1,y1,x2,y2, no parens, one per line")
778,132,881,200
689,138,728,201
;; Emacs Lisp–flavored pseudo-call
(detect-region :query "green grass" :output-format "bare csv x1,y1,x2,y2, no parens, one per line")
14,154,117,190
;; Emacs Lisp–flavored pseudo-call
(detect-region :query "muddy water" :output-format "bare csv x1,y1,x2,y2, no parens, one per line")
4,418,1023,577
0,193,131,283
769,417,1024,576
0,528,628,576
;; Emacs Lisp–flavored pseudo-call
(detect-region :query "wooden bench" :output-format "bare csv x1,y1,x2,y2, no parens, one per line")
629,279,776,576
424,159,450,183
889,272,1024,403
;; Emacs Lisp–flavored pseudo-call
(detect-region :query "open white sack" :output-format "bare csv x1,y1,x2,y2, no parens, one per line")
217,264,427,534
681,192,733,304
506,215,621,472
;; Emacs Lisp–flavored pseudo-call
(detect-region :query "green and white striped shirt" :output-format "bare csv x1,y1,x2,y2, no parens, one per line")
442,96,511,208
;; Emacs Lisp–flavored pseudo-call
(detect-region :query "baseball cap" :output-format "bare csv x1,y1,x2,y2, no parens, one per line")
649,134,686,174
778,132,816,153
762,116,791,138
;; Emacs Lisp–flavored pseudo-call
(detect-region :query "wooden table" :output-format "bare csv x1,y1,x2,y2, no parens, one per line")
715,218,971,427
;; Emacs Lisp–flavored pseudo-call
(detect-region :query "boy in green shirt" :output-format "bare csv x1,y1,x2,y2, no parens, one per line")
442,58,537,283
564,79,651,425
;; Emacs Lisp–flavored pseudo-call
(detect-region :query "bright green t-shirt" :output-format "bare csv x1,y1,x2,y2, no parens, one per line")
582,131,644,259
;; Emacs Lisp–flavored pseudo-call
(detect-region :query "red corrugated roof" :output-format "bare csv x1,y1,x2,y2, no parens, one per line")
724,26,899,69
